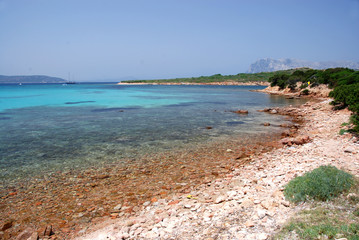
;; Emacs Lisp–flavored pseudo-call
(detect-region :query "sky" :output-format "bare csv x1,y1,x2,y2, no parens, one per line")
0,0,358,81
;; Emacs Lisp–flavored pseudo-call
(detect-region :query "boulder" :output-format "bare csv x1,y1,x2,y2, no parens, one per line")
231,110,249,114
280,135,311,146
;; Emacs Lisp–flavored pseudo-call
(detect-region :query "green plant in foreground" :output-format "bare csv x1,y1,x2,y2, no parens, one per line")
339,129,348,135
280,222,359,240
284,165,354,203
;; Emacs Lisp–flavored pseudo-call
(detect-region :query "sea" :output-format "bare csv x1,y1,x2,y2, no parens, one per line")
0,83,304,186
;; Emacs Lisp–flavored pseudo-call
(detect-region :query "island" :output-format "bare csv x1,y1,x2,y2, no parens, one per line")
0,75,67,84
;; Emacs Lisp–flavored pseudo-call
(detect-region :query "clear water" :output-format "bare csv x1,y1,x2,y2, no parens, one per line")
0,83,303,183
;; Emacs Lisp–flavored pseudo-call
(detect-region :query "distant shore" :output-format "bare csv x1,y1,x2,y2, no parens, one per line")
117,81,270,86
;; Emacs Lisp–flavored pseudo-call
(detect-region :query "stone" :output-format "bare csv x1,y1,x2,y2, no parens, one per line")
270,109,278,114
262,122,271,126
280,135,311,146
232,110,249,114
292,135,311,145
257,209,267,219
168,200,180,205
257,233,268,240
281,200,290,207
145,231,159,238
241,199,254,208
215,196,226,204
43,225,53,237
344,147,355,153
244,220,255,227
1,220,13,231
112,204,122,212
15,228,38,240
261,199,273,210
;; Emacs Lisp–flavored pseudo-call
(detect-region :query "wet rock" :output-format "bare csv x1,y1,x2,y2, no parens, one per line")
231,110,249,114
262,122,270,126
15,228,38,240
292,135,311,145
280,135,311,146
205,126,213,129
93,174,110,180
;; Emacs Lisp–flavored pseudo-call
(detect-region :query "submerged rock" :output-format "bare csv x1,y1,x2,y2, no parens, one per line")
231,110,249,114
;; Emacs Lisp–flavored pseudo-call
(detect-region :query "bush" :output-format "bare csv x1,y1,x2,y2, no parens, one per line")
269,73,290,89
301,89,310,95
309,82,319,88
284,165,354,203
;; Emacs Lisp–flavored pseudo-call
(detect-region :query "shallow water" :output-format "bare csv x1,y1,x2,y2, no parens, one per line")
0,83,304,184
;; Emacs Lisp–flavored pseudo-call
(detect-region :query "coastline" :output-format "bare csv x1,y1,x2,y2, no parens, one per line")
117,81,270,86
73,87,358,239
2,85,358,239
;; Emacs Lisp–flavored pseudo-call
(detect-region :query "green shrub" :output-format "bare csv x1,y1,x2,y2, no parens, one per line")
269,73,290,89
354,208,359,217
301,89,310,95
339,129,348,135
300,83,307,89
309,82,319,88
284,165,354,203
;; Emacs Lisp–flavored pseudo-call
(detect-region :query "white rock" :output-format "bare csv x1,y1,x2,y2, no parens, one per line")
215,195,226,204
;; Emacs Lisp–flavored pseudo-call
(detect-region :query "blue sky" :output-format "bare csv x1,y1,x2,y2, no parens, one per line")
0,0,358,81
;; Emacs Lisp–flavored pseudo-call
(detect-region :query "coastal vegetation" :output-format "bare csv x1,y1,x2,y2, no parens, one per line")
268,68,359,132
276,166,359,239
121,69,301,84
284,165,354,203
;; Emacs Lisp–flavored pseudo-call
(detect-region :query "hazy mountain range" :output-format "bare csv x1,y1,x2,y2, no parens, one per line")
247,58,359,73
0,75,66,84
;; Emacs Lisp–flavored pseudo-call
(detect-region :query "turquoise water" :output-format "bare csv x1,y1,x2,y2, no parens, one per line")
0,83,303,183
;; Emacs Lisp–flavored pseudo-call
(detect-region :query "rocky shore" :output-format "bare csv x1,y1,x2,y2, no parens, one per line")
2,85,358,240
73,88,358,239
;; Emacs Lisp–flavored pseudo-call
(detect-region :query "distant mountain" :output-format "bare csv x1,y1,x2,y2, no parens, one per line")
0,75,66,84
247,58,359,73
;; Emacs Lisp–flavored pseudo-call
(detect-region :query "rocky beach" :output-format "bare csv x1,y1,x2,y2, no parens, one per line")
1,84,358,240
71,85,358,239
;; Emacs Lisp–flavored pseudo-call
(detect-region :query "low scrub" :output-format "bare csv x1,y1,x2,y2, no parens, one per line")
284,165,354,203
275,169,359,240
269,68,359,132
